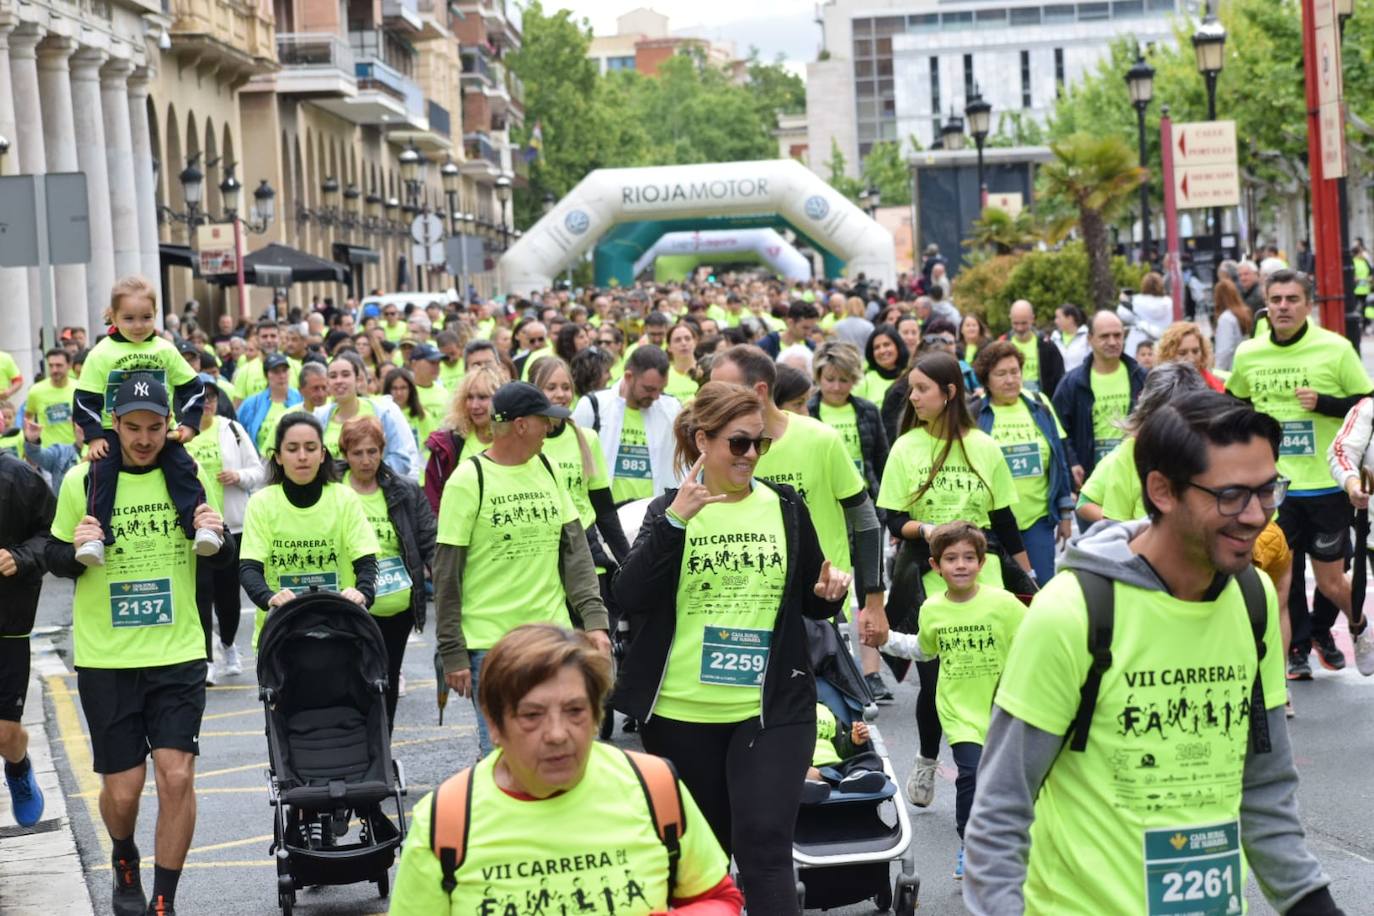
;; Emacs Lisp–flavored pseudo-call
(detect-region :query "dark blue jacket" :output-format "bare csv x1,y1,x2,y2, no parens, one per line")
1050,354,1148,476
975,393,1075,527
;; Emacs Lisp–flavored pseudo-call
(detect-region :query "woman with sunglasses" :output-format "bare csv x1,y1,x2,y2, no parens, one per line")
877,351,1035,811
613,382,850,915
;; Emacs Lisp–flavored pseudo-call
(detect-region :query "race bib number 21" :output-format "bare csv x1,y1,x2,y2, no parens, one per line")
1143,820,1242,916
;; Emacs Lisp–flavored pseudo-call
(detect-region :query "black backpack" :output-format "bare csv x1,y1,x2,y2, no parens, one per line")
1065,565,1271,755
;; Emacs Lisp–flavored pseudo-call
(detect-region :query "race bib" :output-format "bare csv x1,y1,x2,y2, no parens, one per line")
700,626,770,687
375,556,413,597
280,571,339,592
109,578,173,628
1143,821,1242,916
45,402,72,424
1279,420,1316,457
615,443,652,479
1094,437,1122,465
1001,442,1044,479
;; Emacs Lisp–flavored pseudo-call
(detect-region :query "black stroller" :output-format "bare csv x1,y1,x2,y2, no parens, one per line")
257,592,408,915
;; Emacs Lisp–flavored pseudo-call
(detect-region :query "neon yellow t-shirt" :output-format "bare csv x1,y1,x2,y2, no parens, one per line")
755,413,864,571
812,703,844,767
655,483,786,723
1226,322,1372,492
915,586,1025,745
388,743,729,916
382,320,407,343
1010,334,1041,393
1099,438,1146,521
664,366,698,403
995,568,1285,915
1089,363,1131,466
989,398,1061,529
0,429,21,457
877,426,1016,528
542,422,610,530
256,398,291,455
24,377,77,446
858,369,898,406
438,359,465,390
0,350,19,388
52,463,211,669
239,482,379,645
519,346,554,381
75,334,198,429
415,380,450,421
322,398,379,457
353,483,412,617
233,357,265,402
610,407,654,504
818,400,862,471
435,454,577,650
185,417,225,513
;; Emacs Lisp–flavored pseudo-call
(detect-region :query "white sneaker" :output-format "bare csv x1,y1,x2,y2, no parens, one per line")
222,643,243,677
397,672,407,697
75,539,105,567
1355,624,1374,677
905,755,938,808
194,527,223,557
212,640,224,666
206,660,220,686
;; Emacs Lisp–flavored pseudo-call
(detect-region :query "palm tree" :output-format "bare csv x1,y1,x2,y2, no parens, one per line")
1039,133,1146,309
964,206,1038,255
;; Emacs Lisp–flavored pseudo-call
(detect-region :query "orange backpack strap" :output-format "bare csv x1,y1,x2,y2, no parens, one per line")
623,749,685,893
429,768,475,895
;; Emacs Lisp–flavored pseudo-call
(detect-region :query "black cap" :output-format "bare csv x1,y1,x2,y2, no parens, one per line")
490,381,571,423
410,343,442,362
112,373,170,417
178,341,201,357
263,353,290,372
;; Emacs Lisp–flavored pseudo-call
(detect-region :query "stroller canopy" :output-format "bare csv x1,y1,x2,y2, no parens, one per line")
257,591,389,695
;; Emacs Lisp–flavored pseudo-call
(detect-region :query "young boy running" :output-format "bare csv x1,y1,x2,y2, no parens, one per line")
878,521,1026,880
73,275,217,566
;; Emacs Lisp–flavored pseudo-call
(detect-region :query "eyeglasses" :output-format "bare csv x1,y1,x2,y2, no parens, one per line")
526,336,546,347
715,434,772,457
1186,477,1289,517
924,334,954,346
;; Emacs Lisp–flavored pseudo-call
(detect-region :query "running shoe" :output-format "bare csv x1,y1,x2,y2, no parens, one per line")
145,895,175,916
838,770,887,794
1314,631,1347,671
799,780,831,805
1355,624,1374,677
953,845,965,880
211,640,224,667
1286,691,1295,719
1286,649,1313,681
193,527,223,557
111,852,145,916
75,539,105,567
222,644,243,677
4,760,44,827
905,755,938,808
397,672,407,697
865,672,895,705
205,662,219,687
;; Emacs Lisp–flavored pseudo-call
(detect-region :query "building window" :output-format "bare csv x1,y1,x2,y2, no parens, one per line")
1021,50,1032,108
1078,2,1110,20
975,8,1008,28
1113,0,1145,15
942,10,973,29
607,56,635,72
1010,7,1041,25
963,53,974,99
910,13,939,31
1054,48,1065,97
1146,0,1176,10
1045,3,1076,23
929,56,940,117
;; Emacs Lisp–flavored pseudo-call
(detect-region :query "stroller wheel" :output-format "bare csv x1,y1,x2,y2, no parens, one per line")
278,891,294,915
874,876,893,912
376,872,390,898
894,873,919,916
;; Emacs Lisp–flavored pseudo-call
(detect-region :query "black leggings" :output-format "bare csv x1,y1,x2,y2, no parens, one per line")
373,609,414,730
196,534,242,657
915,659,941,760
640,715,809,915
88,434,205,543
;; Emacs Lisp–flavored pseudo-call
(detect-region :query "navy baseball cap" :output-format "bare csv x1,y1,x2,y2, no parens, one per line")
263,353,290,372
490,382,571,423
112,374,170,417
410,343,442,362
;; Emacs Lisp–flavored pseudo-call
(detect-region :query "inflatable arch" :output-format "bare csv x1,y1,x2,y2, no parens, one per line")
498,159,896,295
632,229,812,281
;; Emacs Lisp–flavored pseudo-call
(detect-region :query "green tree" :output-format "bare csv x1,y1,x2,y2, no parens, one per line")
824,138,863,200
1039,133,1145,308
861,141,909,207
986,111,1045,149
965,206,1037,255
744,47,806,125
619,55,775,164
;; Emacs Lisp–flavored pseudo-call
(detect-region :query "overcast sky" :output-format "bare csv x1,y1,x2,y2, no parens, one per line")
552,1,821,74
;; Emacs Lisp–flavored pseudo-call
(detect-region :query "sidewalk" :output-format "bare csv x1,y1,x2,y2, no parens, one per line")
0,636,94,915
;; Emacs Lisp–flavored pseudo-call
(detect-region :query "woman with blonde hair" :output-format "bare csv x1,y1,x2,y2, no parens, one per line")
1157,321,1224,391
1212,277,1253,371
422,365,503,513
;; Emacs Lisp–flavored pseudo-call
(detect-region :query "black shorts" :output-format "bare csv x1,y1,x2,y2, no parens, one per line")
76,660,206,774
0,637,29,723
1277,491,1352,563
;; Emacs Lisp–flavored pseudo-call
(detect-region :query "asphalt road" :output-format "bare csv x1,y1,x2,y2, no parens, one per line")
30,570,1374,916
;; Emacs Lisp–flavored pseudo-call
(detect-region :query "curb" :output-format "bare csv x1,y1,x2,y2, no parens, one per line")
0,636,94,915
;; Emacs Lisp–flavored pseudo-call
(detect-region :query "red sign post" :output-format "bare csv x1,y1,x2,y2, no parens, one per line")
1303,0,1347,333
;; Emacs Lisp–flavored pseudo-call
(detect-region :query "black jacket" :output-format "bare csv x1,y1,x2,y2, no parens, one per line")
0,454,56,636
1050,353,1149,477
996,331,1066,400
376,463,438,630
806,392,889,500
610,480,842,727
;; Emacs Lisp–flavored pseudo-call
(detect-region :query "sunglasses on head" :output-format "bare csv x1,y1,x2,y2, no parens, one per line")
716,433,772,457
527,336,546,346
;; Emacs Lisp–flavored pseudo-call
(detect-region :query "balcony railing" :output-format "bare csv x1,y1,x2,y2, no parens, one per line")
277,32,354,71
427,99,451,138
464,131,501,169
461,47,494,83
382,0,419,20
356,57,425,119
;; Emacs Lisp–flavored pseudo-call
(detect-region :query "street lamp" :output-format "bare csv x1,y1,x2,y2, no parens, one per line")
940,110,966,152
180,153,204,214
1126,49,1156,264
218,169,242,218
1193,8,1227,263
441,157,462,235
399,144,427,208
495,172,512,250
860,185,880,217
251,180,276,232
965,89,992,209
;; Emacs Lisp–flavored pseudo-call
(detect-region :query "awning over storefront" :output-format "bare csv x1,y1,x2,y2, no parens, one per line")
332,242,381,266
159,243,196,271
207,242,350,286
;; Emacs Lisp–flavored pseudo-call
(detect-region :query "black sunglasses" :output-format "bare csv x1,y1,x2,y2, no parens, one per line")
716,434,772,457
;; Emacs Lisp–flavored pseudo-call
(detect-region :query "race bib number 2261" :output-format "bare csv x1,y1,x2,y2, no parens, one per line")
1143,821,1242,916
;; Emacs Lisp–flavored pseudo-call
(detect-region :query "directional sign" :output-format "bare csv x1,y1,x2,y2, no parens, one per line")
410,213,444,246
1173,120,1237,167
986,192,1024,217
1174,165,1241,209
1171,120,1240,210
1314,15,1346,179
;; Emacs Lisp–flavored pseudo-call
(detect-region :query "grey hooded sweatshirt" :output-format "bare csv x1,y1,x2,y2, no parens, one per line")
963,520,1336,915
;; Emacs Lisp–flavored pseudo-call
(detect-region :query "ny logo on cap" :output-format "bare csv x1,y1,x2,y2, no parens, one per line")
134,381,151,397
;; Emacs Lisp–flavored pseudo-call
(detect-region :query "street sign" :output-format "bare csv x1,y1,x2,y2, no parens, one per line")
44,173,91,265
1314,16,1347,178
410,213,444,246
0,176,39,268
1170,120,1240,210
411,241,445,267
195,223,241,275
444,234,484,276
985,192,1023,217
1319,101,1347,178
